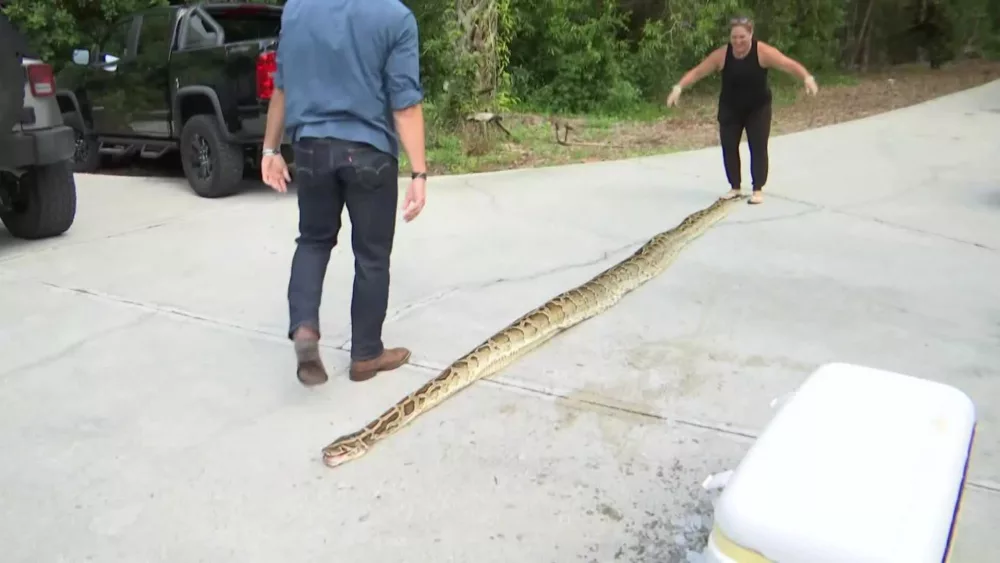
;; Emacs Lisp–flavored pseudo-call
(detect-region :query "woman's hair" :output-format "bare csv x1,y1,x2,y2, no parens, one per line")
729,15,754,32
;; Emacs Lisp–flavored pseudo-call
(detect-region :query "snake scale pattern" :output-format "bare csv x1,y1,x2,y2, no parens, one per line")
322,195,743,468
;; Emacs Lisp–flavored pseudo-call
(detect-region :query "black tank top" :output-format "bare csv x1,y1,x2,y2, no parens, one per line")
719,38,771,112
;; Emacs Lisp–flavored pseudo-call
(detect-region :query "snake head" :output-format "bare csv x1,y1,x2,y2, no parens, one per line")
321,433,370,468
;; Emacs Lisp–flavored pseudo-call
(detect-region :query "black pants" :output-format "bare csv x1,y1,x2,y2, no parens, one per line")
718,102,772,191
287,137,398,361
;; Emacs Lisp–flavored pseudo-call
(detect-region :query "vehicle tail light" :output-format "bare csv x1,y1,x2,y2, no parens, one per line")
26,63,55,97
256,51,276,101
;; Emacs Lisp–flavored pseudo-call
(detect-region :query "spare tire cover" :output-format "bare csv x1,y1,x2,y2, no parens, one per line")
0,11,29,132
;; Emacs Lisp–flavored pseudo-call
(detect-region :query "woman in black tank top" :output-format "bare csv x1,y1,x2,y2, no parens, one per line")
666,17,818,204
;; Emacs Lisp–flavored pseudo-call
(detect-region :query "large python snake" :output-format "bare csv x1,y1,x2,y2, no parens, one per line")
322,194,743,468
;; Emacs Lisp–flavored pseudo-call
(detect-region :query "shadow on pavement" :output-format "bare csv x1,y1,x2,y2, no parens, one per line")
90,150,285,198
98,151,271,188
984,189,1000,208
0,152,285,257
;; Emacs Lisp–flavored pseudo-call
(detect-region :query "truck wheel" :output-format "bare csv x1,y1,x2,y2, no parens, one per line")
63,112,101,173
179,114,244,198
0,160,77,239
0,42,24,134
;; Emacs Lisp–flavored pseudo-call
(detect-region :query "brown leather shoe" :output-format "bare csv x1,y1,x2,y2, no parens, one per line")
297,359,329,386
294,336,328,386
349,347,411,382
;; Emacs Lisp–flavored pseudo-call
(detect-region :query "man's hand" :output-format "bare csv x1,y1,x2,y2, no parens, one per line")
261,153,291,193
401,176,426,222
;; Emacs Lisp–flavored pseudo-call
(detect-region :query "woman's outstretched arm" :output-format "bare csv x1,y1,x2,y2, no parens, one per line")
676,46,727,89
667,46,726,106
757,42,812,80
757,41,818,94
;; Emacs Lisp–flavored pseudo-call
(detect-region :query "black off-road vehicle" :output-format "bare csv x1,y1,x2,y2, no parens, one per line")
0,10,78,240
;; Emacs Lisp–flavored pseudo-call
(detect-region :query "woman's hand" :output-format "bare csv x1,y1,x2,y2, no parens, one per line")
666,85,683,107
804,75,819,95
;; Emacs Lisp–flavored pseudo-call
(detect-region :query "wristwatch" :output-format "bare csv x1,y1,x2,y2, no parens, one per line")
411,171,427,180
262,147,279,156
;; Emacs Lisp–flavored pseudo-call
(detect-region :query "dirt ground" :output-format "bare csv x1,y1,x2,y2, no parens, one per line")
621,58,1000,150
431,58,1000,174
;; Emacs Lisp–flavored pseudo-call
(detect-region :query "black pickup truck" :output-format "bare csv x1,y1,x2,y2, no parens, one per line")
56,2,286,198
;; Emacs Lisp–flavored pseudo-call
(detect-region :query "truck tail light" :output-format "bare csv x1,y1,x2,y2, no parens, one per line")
256,51,276,101
26,63,55,97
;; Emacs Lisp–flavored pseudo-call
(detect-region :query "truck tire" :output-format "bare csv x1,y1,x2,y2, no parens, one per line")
62,112,101,173
0,160,77,239
179,114,244,198
0,39,24,134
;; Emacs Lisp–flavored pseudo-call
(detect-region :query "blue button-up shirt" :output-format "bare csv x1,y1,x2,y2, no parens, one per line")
273,0,424,158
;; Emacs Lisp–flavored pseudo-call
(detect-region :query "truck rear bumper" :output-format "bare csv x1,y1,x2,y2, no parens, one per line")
0,124,76,170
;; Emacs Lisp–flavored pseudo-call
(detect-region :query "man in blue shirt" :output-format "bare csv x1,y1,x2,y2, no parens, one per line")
260,0,428,387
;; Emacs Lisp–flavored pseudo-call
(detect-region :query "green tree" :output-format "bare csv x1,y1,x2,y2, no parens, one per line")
2,0,169,68
4,0,995,125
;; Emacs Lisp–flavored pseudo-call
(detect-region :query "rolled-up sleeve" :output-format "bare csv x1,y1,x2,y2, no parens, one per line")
273,30,285,90
384,13,423,111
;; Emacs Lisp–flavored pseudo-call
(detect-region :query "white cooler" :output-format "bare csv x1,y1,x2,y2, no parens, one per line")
704,362,976,563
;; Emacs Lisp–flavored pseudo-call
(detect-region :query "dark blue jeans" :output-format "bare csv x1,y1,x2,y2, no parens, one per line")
287,137,398,361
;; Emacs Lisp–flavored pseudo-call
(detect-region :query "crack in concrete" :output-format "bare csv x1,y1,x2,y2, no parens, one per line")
767,193,998,253
858,214,997,252
24,280,752,445
835,166,947,211
31,256,1000,494
36,281,286,342
464,178,500,209
334,238,644,348
402,356,760,440
33,232,638,355
967,481,1000,494
21,279,1000,493
336,237,647,347
0,311,157,380
384,288,460,324
400,357,1000,492
0,195,261,267
0,221,170,266
719,207,824,226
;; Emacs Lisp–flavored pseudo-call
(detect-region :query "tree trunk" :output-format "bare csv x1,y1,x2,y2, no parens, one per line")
455,0,500,103
853,0,876,68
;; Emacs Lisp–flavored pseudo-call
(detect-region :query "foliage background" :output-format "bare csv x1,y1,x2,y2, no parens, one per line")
3,0,997,120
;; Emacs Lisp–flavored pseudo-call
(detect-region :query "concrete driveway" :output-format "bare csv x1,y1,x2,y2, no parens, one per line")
2,80,999,562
